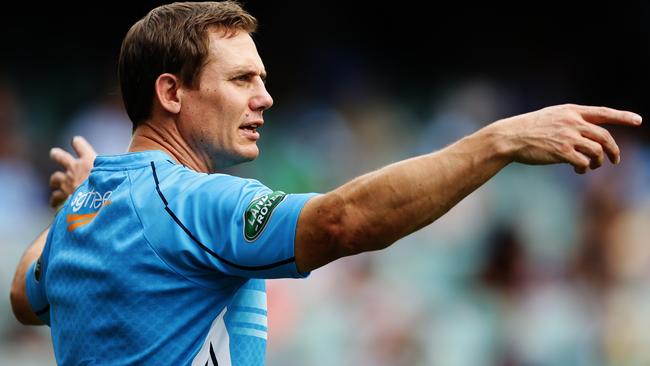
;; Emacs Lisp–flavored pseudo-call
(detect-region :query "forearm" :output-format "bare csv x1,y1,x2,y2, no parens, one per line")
296,127,511,271
341,128,510,245
10,227,49,325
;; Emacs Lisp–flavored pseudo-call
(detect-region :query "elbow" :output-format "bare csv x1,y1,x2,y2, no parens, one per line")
10,278,38,325
308,192,361,260
297,191,393,272
327,220,390,257
320,194,387,258
9,287,27,325
323,215,357,258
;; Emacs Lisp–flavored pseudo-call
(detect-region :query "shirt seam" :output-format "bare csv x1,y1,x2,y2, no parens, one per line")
126,169,225,293
288,193,317,278
92,164,152,171
150,161,297,271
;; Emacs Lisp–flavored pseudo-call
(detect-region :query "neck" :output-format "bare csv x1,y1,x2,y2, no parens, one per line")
128,120,211,173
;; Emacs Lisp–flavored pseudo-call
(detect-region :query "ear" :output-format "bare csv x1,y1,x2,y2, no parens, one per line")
154,73,182,114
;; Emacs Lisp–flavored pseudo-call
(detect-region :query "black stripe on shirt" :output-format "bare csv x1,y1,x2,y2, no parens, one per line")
150,161,296,271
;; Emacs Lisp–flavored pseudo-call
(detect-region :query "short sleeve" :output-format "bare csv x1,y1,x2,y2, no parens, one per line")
25,231,52,325
167,174,318,279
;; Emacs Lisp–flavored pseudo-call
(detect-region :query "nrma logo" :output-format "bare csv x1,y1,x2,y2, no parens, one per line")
66,189,112,232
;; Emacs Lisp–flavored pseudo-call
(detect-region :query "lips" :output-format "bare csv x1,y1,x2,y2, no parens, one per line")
239,121,263,141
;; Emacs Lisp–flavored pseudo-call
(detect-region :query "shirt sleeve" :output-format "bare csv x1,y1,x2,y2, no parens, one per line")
170,173,318,279
25,231,52,326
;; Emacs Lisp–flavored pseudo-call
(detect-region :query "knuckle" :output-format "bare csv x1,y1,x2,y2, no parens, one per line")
593,143,604,155
597,106,609,114
49,173,61,186
559,143,573,155
594,126,608,139
593,126,614,146
560,128,577,140
560,111,581,125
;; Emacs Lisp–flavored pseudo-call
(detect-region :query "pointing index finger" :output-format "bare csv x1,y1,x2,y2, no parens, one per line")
577,105,642,126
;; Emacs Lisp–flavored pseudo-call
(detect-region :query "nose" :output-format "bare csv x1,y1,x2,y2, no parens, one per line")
250,83,274,112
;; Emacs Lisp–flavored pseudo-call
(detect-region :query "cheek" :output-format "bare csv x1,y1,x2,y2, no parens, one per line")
186,88,245,139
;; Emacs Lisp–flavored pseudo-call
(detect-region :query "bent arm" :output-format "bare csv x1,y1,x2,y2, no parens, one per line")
10,138,94,325
10,227,49,325
294,104,642,272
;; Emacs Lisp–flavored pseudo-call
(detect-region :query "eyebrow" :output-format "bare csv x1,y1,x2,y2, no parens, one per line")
230,67,267,81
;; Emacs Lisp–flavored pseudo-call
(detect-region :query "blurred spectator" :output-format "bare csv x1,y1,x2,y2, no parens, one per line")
572,138,650,365
0,79,54,365
0,81,48,240
416,79,513,154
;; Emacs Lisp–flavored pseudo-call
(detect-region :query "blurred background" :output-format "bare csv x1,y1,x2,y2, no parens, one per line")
2,1,650,365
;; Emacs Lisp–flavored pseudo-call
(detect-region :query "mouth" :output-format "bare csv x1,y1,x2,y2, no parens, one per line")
239,121,263,141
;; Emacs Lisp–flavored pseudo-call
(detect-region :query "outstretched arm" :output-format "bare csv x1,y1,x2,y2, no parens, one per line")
294,104,642,272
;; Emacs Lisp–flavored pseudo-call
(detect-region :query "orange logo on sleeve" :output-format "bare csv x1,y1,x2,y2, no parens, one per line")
66,201,111,232
66,188,113,232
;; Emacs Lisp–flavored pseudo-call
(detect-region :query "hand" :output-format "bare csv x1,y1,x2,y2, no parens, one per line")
487,104,642,174
49,136,97,208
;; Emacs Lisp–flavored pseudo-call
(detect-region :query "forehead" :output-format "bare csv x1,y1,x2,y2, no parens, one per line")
205,29,264,74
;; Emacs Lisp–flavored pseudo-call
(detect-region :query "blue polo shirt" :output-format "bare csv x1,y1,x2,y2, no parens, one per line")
26,150,316,365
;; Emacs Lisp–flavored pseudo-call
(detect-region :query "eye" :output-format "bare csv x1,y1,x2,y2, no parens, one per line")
233,74,254,83
232,73,267,85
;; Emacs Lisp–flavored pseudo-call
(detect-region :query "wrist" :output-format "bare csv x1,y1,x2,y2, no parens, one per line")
473,121,515,165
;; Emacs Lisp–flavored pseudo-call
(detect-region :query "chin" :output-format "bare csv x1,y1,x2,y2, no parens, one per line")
233,145,260,164
210,145,259,170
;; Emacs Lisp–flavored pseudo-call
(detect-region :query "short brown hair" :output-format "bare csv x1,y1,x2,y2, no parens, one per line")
118,1,257,126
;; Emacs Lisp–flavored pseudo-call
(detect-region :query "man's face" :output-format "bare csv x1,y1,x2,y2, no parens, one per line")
179,29,273,170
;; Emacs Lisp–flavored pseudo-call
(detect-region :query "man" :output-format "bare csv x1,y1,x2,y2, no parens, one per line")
9,1,642,365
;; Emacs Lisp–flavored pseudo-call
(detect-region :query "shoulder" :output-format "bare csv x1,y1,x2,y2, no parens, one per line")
152,163,270,205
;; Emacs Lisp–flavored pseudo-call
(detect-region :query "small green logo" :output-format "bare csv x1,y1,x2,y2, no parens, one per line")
244,191,287,241
34,256,42,282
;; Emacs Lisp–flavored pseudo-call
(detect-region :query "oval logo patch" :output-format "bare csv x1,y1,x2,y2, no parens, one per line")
244,191,286,241
34,256,42,282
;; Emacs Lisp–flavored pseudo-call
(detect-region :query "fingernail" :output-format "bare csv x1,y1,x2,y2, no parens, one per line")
633,113,643,124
